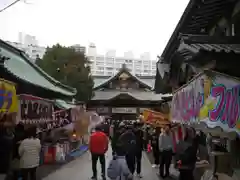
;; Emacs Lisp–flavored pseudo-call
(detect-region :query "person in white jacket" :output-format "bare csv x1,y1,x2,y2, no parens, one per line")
19,127,41,180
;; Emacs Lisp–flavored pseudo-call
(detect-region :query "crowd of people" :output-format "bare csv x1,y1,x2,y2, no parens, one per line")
89,120,145,180
89,119,205,180
0,116,206,180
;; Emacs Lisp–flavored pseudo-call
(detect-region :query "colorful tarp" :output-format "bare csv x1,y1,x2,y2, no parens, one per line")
142,109,170,127
171,70,240,134
0,79,18,113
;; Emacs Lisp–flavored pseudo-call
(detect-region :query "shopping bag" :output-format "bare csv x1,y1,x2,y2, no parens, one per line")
55,145,65,162
44,152,53,164
147,143,152,153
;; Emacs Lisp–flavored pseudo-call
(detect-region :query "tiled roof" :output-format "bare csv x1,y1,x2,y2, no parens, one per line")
177,34,240,61
183,43,240,53
93,64,154,90
160,0,236,63
0,40,77,96
93,76,155,89
92,90,172,101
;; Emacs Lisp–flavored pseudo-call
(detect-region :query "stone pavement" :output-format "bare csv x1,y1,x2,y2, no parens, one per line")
43,148,159,180
146,152,179,179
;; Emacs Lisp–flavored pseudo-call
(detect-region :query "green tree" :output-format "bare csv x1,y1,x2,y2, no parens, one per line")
36,44,94,101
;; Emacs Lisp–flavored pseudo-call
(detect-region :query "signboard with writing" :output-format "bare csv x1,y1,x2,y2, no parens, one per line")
18,94,54,124
0,79,18,113
171,70,240,134
112,107,137,114
142,109,170,127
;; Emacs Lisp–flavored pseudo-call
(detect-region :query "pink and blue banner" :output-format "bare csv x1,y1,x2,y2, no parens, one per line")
171,70,240,134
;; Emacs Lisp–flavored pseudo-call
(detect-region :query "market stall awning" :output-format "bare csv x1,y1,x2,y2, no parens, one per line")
55,99,76,109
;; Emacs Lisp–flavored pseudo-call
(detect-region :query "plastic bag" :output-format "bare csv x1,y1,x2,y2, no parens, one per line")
147,143,152,153
55,145,65,162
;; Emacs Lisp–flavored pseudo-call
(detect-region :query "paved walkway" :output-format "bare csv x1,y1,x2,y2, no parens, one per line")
43,149,159,180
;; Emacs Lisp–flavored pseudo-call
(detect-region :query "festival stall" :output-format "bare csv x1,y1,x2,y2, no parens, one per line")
17,94,73,164
171,70,240,180
0,78,18,126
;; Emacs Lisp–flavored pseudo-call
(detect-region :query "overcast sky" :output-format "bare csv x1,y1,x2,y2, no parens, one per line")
0,0,189,59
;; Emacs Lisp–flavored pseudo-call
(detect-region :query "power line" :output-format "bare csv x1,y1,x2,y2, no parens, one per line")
0,0,21,13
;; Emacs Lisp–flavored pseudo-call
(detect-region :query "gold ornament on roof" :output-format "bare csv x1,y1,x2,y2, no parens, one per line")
119,72,130,80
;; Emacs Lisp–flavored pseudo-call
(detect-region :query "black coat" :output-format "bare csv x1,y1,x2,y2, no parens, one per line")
118,130,136,155
178,136,199,170
134,129,144,151
0,135,13,174
12,131,25,159
151,133,159,150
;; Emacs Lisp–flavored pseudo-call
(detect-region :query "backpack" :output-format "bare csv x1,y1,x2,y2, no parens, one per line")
118,131,136,155
107,156,121,179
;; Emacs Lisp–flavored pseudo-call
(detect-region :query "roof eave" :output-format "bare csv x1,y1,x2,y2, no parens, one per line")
160,0,196,63
0,39,77,96
3,65,76,96
93,66,152,90
181,34,240,44
92,92,163,102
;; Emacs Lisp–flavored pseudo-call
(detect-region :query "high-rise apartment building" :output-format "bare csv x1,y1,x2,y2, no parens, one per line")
18,32,38,46
6,33,46,62
87,44,156,76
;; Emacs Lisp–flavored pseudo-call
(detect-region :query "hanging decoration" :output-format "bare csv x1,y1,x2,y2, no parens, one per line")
54,109,71,128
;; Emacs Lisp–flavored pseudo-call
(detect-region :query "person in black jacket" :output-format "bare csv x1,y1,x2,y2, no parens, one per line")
118,125,136,174
178,134,200,180
11,123,26,180
0,125,13,180
134,122,144,178
111,123,124,155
